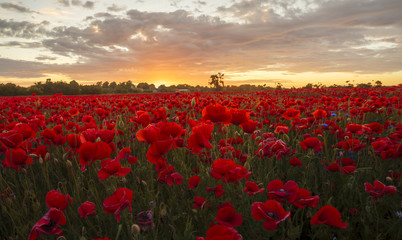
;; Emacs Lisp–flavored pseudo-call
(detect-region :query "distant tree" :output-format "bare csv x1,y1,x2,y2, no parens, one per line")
303,83,313,89
102,81,109,88
110,82,117,89
137,82,150,90
158,84,169,92
276,82,283,90
209,72,224,91
69,80,80,94
375,80,382,87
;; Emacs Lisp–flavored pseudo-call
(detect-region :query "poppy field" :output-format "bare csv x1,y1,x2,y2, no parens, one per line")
0,87,401,240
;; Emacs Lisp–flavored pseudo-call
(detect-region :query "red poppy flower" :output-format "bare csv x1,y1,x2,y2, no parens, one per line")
215,206,243,227
187,122,214,153
206,184,225,198
147,137,173,164
267,179,299,203
282,108,300,120
103,188,133,222
78,201,96,219
197,225,241,240
346,123,364,134
136,111,151,127
325,163,340,172
3,147,33,171
68,107,79,116
13,123,35,140
67,133,82,149
46,190,73,211
81,128,97,143
291,188,319,209
193,196,210,209
299,137,323,153
98,159,131,181
364,180,396,203
240,119,259,134
230,108,250,125
136,124,159,144
202,104,232,124
289,157,302,167
157,163,183,185
0,130,24,148
97,129,115,143
116,147,138,164
243,181,265,196
41,128,57,143
251,200,291,231
187,175,201,189
28,208,66,240
365,122,383,134
274,125,289,134
313,109,327,119
78,141,112,170
255,139,292,160
159,122,184,139
210,158,250,183
310,205,348,228
340,139,366,152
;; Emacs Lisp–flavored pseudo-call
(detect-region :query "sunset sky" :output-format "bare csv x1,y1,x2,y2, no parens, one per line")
0,0,401,88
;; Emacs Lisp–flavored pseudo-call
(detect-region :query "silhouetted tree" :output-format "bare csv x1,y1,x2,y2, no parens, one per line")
375,80,382,87
209,72,224,91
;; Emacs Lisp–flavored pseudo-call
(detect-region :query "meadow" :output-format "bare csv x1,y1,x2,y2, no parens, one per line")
0,87,401,240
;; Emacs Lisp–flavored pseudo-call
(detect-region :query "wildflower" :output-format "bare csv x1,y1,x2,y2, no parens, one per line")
136,211,154,231
103,188,133,222
78,201,96,219
311,205,348,228
251,200,291,231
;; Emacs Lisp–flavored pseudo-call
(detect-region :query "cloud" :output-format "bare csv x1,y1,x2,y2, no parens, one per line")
0,2,34,13
1,0,401,84
226,79,292,85
35,55,58,61
57,0,94,9
107,4,125,12
82,1,95,9
57,0,70,7
0,41,41,48
0,19,49,38
0,58,48,78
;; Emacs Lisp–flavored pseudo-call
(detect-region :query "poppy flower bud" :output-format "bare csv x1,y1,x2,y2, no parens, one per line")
282,134,290,142
30,153,38,158
385,177,392,182
66,160,72,168
45,152,50,161
244,161,251,171
141,180,147,187
63,152,69,161
191,97,196,107
57,236,67,240
38,156,44,164
160,205,167,217
118,119,125,128
121,177,127,183
131,224,141,236
54,158,59,163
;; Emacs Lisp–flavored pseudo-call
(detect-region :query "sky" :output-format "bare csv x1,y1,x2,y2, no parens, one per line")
0,0,401,88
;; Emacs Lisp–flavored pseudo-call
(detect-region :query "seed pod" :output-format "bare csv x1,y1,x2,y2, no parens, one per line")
131,224,141,236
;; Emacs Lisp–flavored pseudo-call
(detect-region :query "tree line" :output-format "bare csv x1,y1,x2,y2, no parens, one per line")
0,76,384,96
